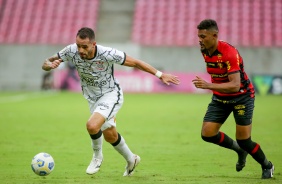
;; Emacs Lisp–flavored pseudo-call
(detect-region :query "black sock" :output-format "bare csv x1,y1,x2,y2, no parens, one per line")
111,133,121,147
202,132,241,152
237,137,271,169
89,129,102,140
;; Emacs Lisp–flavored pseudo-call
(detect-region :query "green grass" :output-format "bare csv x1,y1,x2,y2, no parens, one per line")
0,92,281,184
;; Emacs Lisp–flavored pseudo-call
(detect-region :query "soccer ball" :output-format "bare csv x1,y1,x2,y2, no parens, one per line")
31,152,55,176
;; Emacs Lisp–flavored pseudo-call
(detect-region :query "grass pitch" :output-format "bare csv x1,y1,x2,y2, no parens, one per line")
0,92,281,184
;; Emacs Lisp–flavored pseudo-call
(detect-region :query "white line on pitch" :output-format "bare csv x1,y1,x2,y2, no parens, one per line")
0,92,58,103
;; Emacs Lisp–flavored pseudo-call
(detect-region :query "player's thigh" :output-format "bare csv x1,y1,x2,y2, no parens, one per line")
89,90,124,131
89,90,124,120
233,96,254,126
233,97,254,139
202,100,231,136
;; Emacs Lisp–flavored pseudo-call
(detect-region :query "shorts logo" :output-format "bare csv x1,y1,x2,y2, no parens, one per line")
237,110,245,116
235,104,245,115
98,102,109,110
234,105,245,109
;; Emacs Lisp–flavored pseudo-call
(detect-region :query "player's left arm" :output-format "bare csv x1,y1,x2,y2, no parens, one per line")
123,54,180,85
193,49,241,93
192,73,240,93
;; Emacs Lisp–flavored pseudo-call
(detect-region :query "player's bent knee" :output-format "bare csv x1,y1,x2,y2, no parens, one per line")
201,134,218,143
86,121,100,134
201,123,221,137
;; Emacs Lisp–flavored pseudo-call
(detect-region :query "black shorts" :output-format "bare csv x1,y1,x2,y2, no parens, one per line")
203,94,255,126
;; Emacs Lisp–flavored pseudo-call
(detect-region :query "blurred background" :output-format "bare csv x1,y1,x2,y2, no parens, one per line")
0,0,281,95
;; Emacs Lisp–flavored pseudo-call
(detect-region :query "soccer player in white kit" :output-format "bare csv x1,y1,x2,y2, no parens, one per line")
42,27,180,176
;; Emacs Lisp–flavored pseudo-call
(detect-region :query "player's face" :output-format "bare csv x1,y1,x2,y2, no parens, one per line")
197,29,217,52
76,37,96,59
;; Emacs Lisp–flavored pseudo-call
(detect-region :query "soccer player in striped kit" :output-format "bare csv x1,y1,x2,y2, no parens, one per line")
193,19,274,179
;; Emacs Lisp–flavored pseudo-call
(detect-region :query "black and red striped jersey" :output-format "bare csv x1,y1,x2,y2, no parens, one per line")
201,40,255,97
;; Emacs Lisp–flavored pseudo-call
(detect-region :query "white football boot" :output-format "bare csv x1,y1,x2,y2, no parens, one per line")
86,156,103,175
123,154,141,176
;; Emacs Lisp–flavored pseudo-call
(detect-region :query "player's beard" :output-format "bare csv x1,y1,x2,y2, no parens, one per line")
200,46,206,52
79,53,87,59
199,42,206,51
80,51,91,59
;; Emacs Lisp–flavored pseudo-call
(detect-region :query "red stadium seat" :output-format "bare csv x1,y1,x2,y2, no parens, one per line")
131,0,282,47
0,0,99,44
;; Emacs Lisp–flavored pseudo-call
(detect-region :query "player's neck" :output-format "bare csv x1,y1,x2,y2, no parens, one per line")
87,48,96,60
207,41,218,56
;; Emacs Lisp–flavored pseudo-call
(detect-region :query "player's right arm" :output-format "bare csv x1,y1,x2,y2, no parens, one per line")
123,55,180,85
42,54,62,71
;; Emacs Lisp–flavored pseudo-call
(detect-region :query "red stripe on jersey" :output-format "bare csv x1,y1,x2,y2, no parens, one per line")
251,144,260,154
202,41,255,97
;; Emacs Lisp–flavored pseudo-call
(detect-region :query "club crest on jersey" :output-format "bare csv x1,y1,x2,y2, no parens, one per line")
226,61,231,71
95,61,105,70
217,63,223,69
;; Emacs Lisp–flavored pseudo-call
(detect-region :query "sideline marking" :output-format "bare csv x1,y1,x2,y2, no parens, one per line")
0,92,58,103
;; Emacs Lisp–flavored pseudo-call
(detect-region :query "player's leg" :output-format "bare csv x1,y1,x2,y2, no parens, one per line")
236,125,274,178
201,99,247,171
202,122,248,172
86,112,105,174
93,88,140,176
234,97,274,179
103,126,134,162
103,126,140,176
85,86,123,174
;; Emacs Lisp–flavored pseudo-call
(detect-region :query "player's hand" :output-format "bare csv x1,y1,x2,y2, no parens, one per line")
192,76,209,89
48,59,62,69
160,73,180,85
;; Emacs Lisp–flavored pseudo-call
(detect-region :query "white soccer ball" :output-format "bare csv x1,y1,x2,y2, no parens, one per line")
31,152,55,176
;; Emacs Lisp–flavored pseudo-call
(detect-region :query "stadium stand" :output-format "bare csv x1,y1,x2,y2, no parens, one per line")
0,0,99,44
132,0,282,47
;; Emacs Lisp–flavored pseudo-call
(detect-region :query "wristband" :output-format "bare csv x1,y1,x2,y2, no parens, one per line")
155,70,163,78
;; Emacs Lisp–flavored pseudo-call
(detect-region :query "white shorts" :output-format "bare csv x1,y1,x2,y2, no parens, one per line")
88,88,124,131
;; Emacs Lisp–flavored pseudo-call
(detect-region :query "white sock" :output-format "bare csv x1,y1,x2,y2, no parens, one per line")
113,135,134,161
91,134,103,160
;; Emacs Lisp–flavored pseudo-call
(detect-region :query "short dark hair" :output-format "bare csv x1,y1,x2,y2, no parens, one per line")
77,27,95,41
197,19,219,31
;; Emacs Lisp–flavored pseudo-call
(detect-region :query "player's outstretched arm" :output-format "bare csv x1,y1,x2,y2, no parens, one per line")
42,55,62,71
123,55,180,85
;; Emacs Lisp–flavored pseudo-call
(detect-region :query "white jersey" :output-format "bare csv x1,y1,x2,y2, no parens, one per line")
58,44,126,102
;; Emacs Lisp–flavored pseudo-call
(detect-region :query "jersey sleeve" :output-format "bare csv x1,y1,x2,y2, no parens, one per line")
99,46,126,65
57,44,76,62
225,47,240,74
